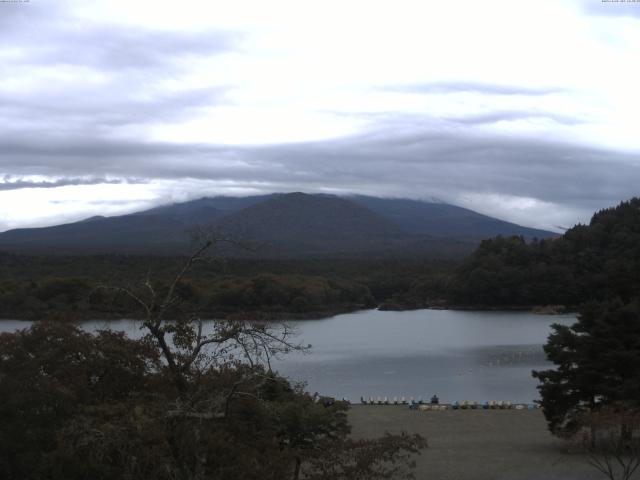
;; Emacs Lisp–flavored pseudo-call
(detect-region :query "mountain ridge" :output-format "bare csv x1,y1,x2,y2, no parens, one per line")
0,193,556,257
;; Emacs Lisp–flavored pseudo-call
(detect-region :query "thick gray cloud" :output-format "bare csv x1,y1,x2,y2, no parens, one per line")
0,86,228,133
2,2,238,66
246,128,639,210
0,1,238,148
1,119,636,222
1,0,638,233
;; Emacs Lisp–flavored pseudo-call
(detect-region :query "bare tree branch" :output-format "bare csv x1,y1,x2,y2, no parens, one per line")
98,233,307,394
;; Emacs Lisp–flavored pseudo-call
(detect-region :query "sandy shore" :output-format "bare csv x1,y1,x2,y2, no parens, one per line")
348,405,604,480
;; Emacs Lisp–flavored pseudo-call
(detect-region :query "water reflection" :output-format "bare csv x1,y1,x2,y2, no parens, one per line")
270,309,575,403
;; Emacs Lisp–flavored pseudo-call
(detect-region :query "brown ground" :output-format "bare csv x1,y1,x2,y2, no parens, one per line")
348,405,606,480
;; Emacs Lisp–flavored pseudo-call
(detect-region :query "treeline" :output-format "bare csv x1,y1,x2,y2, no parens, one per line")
449,198,640,308
0,254,456,320
0,274,375,320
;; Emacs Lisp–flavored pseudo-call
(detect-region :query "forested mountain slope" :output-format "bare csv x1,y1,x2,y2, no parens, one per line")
0,193,555,257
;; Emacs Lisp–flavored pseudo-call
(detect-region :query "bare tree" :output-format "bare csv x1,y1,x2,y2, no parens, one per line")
103,230,305,393
574,407,640,480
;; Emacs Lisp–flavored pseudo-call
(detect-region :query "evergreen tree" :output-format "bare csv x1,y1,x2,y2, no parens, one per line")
533,298,640,436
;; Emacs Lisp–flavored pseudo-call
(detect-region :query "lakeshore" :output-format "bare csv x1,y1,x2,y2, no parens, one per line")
348,405,603,480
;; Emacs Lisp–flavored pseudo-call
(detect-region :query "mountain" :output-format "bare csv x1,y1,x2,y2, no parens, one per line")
0,193,556,257
221,193,400,239
216,193,414,256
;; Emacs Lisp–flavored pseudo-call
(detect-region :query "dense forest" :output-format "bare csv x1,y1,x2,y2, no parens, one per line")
0,254,455,320
448,198,640,309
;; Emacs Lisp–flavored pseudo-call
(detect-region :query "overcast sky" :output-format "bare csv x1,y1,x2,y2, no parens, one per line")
1,0,639,232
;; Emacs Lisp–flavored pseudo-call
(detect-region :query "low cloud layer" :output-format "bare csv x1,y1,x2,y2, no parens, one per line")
0,176,142,191
1,124,636,232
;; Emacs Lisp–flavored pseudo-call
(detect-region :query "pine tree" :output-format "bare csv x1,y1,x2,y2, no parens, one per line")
533,298,640,436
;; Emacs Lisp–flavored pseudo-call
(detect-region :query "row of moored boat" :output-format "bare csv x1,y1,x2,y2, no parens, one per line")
359,397,539,410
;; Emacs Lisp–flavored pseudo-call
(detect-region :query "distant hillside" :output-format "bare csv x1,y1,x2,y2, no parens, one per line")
449,197,640,307
0,192,556,257
0,215,189,254
349,196,554,240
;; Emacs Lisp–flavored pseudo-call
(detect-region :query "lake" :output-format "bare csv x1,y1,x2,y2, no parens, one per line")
0,309,575,404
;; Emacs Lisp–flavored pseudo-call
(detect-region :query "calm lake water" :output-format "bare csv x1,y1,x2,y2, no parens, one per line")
0,309,575,404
